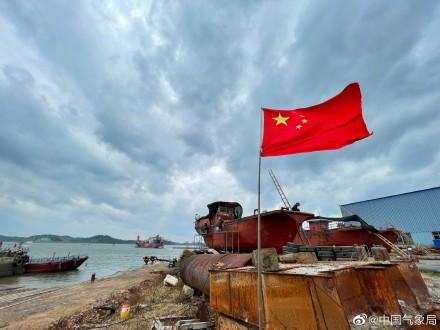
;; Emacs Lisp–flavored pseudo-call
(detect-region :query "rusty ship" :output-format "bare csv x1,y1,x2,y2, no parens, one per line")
194,201,400,253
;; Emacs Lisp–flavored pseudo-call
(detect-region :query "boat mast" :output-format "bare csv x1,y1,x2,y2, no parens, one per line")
268,168,292,209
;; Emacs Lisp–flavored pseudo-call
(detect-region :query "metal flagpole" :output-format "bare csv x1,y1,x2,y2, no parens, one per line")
257,110,263,330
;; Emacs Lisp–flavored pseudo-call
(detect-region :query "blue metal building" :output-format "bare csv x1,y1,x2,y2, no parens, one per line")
340,187,440,246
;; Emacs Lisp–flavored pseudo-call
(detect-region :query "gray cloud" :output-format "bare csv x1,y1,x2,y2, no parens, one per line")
0,0,439,240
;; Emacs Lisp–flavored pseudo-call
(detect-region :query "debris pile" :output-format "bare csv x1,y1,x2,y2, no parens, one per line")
47,273,199,330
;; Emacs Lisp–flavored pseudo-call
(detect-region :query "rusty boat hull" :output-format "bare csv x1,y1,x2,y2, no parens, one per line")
197,205,400,253
297,226,400,248
201,210,312,253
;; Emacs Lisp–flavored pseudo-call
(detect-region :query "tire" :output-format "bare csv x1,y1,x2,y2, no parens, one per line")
14,257,23,266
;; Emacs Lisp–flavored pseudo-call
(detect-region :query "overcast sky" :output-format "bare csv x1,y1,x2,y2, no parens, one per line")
1,1,439,241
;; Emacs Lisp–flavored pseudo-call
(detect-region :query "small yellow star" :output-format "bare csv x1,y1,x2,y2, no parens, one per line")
296,125,302,129
302,119,308,123
272,113,289,126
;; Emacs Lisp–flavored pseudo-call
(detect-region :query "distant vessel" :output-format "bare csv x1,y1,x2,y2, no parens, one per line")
135,235,164,248
24,255,88,273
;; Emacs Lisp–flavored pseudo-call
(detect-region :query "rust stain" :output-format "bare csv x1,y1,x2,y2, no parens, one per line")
395,262,432,310
230,271,260,326
263,274,318,329
180,254,251,295
333,268,369,319
312,277,348,330
355,266,401,315
218,313,258,330
208,260,434,329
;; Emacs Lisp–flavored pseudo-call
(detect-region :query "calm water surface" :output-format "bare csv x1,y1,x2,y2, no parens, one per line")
0,243,184,289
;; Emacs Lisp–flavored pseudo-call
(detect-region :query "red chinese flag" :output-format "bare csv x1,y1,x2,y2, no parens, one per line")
261,83,372,157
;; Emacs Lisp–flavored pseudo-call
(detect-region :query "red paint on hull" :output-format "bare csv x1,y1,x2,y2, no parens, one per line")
25,256,88,273
197,207,400,253
201,210,312,253
297,228,400,248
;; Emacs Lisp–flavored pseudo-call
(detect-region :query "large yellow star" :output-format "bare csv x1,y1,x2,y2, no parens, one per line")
272,113,289,126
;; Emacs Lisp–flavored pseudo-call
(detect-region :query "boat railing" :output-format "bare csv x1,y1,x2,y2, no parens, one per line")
222,231,240,253
28,255,86,264
193,234,206,250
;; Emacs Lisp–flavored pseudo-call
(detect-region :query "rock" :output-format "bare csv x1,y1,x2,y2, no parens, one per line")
181,285,194,298
278,252,317,263
252,248,279,272
163,274,179,286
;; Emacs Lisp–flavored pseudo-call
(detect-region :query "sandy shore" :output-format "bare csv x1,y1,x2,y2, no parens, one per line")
0,264,170,330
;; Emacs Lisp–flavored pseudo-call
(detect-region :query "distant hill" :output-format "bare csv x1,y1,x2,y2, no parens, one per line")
0,234,184,245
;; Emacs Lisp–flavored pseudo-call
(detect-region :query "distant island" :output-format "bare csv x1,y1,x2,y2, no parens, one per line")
0,234,187,245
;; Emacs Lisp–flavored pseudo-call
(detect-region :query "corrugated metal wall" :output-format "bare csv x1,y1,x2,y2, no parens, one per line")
340,187,440,245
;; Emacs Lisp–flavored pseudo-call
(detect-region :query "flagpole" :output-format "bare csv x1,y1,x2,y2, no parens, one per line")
257,110,263,330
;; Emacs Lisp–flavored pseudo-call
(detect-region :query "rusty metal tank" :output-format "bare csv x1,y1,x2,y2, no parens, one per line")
180,253,252,295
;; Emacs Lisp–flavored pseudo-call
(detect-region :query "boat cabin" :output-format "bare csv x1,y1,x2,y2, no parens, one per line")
306,219,330,231
195,201,243,235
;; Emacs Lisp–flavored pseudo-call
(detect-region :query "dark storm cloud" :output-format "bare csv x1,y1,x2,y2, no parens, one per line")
0,0,439,239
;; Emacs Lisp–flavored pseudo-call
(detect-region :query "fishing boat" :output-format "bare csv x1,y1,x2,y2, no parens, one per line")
135,235,164,248
194,201,400,253
24,255,88,273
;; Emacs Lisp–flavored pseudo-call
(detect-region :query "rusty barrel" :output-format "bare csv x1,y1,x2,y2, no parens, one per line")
180,253,252,295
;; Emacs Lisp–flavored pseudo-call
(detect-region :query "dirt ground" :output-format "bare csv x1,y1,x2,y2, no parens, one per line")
422,271,440,304
1,261,438,330
0,263,198,330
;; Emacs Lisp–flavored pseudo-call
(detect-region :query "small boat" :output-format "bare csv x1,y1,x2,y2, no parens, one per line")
194,201,400,253
24,255,88,273
135,235,164,248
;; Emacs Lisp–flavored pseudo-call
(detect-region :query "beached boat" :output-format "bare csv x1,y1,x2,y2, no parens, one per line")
135,235,164,248
24,255,88,273
194,201,400,253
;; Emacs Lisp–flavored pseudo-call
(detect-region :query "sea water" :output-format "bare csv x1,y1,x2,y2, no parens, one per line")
0,242,184,289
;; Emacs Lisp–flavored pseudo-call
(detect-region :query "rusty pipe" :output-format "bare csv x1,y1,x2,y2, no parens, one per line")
180,253,252,295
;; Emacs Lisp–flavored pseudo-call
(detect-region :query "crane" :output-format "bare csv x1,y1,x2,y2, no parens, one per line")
268,168,292,209
268,168,308,244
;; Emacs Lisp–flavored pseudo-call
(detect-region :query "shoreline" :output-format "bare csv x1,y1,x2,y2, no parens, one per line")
0,263,171,329
0,243,184,291
0,263,149,291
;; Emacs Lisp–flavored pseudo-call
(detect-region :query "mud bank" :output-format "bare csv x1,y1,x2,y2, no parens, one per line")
0,263,197,330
